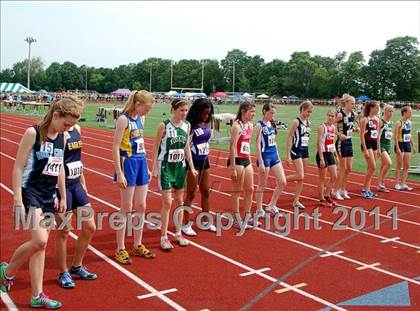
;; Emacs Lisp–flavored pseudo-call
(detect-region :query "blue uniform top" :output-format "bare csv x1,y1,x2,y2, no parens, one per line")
258,120,277,154
64,127,83,186
119,112,146,158
22,125,65,199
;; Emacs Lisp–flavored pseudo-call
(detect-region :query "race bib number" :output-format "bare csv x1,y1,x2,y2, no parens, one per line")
268,134,276,146
240,142,250,155
327,144,335,153
370,130,378,139
167,129,177,138
42,157,63,177
346,129,353,138
385,130,393,140
301,136,309,147
135,137,145,153
168,149,185,163
403,134,411,142
66,161,83,179
196,142,209,156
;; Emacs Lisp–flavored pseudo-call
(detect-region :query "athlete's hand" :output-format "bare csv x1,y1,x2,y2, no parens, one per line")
285,156,292,167
339,134,347,141
152,165,159,178
374,150,380,159
147,169,152,181
396,148,401,155
116,172,127,189
57,199,67,213
191,168,198,178
258,163,265,173
363,150,369,159
320,159,325,168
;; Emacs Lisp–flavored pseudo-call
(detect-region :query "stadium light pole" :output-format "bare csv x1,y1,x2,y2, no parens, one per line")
24,36,37,90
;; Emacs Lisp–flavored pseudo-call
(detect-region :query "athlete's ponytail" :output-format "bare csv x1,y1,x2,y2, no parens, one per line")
38,96,82,143
123,90,155,115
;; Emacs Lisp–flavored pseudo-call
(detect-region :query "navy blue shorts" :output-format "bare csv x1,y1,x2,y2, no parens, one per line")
22,188,56,214
291,147,309,160
115,156,149,187
395,142,411,153
336,139,353,158
257,152,281,168
57,181,89,211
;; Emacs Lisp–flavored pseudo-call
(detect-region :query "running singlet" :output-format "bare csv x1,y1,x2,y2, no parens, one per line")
236,122,252,158
293,117,310,149
22,125,65,198
158,119,189,165
190,123,211,161
380,120,393,144
259,120,277,153
398,120,412,143
119,112,146,158
64,127,83,185
337,109,355,140
364,117,379,142
320,123,336,153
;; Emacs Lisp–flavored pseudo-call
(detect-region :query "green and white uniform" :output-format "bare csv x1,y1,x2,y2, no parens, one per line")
158,119,190,191
380,119,393,153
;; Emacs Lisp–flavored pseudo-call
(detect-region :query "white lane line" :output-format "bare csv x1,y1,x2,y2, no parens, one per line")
240,268,271,277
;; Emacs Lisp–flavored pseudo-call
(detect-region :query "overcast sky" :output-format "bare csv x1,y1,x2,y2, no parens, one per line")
1,1,419,70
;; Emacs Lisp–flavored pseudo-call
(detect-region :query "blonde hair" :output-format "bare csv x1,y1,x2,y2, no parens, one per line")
38,96,82,143
122,90,155,114
384,104,394,113
299,100,313,112
340,93,355,107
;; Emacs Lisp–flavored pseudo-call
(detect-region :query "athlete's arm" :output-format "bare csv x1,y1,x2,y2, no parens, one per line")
394,121,401,154
255,122,264,170
317,124,325,167
12,127,36,210
359,117,368,155
229,122,240,165
151,123,165,177
75,124,87,191
184,123,198,177
285,119,298,162
112,115,128,188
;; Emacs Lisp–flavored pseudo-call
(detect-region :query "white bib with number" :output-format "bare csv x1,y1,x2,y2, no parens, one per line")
385,130,393,140
327,144,335,153
135,137,145,153
240,142,250,155
168,149,185,163
268,134,276,146
301,136,309,147
370,130,378,139
403,133,411,142
66,161,83,179
42,157,63,177
196,142,209,156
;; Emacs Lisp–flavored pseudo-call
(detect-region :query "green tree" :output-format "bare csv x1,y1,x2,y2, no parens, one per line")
221,49,251,92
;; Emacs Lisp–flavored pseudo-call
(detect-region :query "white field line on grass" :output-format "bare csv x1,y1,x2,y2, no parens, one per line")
1,115,419,196
1,150,418,287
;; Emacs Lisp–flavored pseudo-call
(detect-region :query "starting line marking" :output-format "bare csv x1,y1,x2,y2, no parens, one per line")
240,268,271,277
380,237,400,243
320,251,344,258
275,283,307,294
356,262,381,271
137,288,178,300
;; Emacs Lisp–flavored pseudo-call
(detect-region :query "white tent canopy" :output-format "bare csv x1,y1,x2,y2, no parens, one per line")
242,92,252,98
257,93,269,99
1,82,34,93
214,113,236,121
165,90,178,96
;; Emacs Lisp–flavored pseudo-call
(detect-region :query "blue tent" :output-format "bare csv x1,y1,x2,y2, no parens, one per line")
288,95,299,100
356,95,370,101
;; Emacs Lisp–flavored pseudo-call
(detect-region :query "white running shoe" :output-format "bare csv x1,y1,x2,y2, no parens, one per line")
182,224,197,237
265,205,280,214
175,234,189,247
395,183,402,191
255,209,266,218
400,184,413,191
341,190,351,199
293,201,305,210
202,221,217,232
334,191,344,201
160,237,174,251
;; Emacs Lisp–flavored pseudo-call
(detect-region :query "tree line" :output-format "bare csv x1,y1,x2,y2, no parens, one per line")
1,36,419,101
